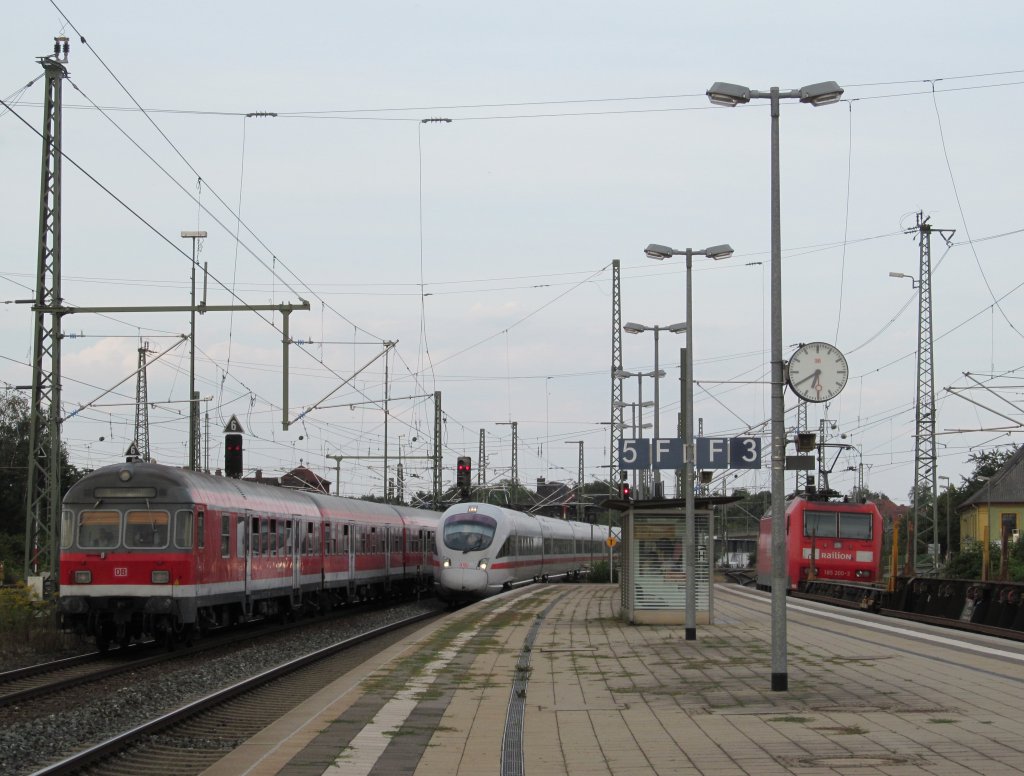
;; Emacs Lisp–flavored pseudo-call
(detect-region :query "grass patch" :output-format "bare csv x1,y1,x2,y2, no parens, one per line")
815,725,868,736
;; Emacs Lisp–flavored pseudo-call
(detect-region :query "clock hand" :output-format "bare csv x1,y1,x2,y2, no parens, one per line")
792,368,821,387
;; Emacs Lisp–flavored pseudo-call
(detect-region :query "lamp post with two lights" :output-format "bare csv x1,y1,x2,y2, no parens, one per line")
642,242,733,640
706,78,843,687
623,321,687,498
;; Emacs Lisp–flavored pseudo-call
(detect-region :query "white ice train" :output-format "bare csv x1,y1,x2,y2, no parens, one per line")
435,502,614,602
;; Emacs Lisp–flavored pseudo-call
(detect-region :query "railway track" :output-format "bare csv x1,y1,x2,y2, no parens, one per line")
0,646,159,708
730,574,1024,644
1,595,431,713
28,609,443,776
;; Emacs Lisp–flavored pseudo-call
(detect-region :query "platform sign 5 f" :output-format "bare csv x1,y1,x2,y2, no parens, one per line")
618,439,650,469
618,438,686,469
695,437,761,469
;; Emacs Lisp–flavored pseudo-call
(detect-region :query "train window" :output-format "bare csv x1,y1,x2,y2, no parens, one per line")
60,510,74,549
221,515,231,558
838,513,872,540
197,511,205,550
442,513,498,552
803,511,838,539
173,510,193,549
343,524,350,554
286,520,294,555
260,518,270,557
126,510,170,549
270,519,278,556
496,537,512,559
79,510,120,549
307,523,315,556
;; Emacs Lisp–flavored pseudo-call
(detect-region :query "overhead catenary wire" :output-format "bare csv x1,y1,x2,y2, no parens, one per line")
8,15,1022,496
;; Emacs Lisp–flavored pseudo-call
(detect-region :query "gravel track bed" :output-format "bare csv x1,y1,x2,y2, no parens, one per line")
1,599,444,776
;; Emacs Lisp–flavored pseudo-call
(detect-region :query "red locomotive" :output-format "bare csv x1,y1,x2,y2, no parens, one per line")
58,462,439,649
756,496,883,591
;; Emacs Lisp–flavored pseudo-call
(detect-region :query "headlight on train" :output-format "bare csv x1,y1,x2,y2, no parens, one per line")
151,569,170,584
73,570,92,584
478,558,489,570
442,558,452,568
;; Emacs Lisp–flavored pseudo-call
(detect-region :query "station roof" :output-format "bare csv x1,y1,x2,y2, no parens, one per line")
602,495,743,512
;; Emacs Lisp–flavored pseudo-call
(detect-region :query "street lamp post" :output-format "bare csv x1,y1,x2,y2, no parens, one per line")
181,230,207,471
938,474,951,563
615,369,662,497
707,78,842,690
889,271,919,289
624,321,686,498
643,242,733,640
613,399,653,493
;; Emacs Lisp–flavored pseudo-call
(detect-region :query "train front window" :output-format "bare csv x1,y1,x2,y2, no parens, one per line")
125,510,170,549
443,513,498,552
803,511,838,539
79,510,120,549
839,513,872,540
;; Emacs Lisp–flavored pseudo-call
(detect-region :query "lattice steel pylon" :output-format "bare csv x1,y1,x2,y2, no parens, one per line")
433,391,442,509
907,212,954,572
609,260,623,498
23,40,69,582
134,342,153,462
478,428,485,485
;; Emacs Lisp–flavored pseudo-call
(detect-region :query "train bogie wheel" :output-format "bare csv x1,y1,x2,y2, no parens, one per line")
95,623,114,653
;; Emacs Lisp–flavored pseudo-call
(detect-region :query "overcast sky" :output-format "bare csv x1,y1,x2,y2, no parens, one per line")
2,2,1022,505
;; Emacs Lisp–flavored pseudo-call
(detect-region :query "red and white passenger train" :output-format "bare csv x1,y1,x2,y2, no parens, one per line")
59,462,439,649
756,496,883,590
435,502,611,602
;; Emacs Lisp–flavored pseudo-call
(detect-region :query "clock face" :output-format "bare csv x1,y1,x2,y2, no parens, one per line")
787,342,848,403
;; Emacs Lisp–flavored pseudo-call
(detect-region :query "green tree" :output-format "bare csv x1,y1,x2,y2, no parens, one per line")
0,388,84,582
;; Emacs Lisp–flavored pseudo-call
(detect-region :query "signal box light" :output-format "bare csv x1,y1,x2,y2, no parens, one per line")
225,433,244,479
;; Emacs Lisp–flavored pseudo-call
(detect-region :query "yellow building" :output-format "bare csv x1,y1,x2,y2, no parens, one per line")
958,447,1024,548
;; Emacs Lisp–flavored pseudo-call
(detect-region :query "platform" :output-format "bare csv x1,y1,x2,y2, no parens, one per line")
202,583,1024,775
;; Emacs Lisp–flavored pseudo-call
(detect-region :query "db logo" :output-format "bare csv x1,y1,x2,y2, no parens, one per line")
114,567,128,577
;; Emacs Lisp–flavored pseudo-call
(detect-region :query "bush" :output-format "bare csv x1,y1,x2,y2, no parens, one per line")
0,582,70,659
588,560,611,583
945,539,1024,582
0,532,24,584
945,540,984,580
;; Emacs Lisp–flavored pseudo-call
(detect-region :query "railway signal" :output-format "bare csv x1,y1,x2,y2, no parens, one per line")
225,434,243,479
456,456,472,499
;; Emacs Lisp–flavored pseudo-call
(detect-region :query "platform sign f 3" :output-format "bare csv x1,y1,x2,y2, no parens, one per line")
695,436,761,469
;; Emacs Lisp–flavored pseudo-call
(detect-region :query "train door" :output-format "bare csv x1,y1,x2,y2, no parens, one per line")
345,522,354,602
240,511,253,615
194,506,206,587
384,526,392,593
290,518,301,605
